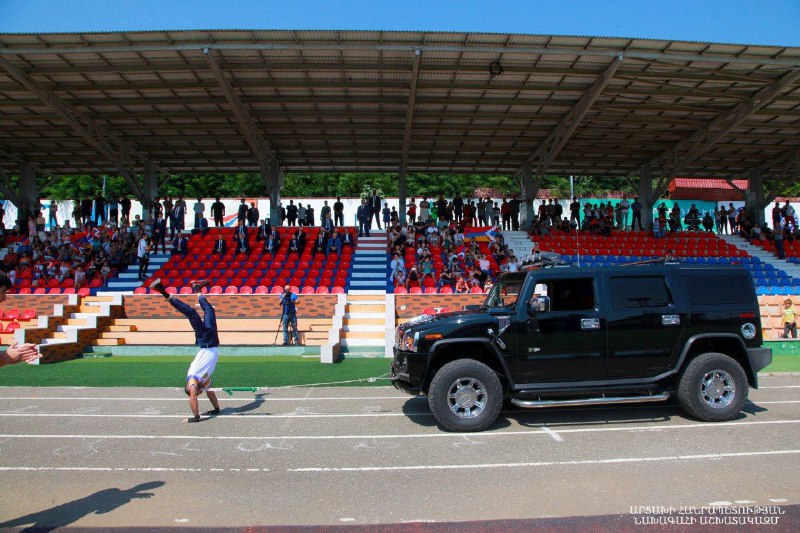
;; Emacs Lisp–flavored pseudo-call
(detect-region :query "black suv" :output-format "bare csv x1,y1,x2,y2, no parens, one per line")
391,264,772,431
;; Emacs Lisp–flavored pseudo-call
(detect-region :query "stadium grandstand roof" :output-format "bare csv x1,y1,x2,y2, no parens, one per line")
0,30,799,181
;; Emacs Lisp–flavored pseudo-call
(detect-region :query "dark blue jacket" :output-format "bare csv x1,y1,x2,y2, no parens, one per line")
280,292,298,315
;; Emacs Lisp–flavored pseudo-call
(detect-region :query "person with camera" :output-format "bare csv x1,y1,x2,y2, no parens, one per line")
279,285,300,346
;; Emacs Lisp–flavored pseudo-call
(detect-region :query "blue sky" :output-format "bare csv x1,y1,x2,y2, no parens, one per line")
0,0,798,47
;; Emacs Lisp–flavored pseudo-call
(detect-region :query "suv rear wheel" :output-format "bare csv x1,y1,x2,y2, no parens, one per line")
677,352,748,422
428,359,503,432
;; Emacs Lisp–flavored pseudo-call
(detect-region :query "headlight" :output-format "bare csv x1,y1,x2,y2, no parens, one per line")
402,331,419,352
741,322,756,339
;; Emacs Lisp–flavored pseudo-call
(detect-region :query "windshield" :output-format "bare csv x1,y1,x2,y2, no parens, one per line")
484,273,525,308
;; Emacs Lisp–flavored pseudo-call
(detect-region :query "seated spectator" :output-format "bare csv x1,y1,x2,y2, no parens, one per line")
325,230,342,256
455,276,468,293
405,265,420,290
313,232,328,254
702,212,715,232
257,219,271,241
483,279,494,293
74,265,86,291
390,253,405,274
321,213,334,233
171,234,188,255
438,266,455,290
100,261,111,284
419,256,435,286
235,233,251,255
342,231,354,248
295,228,305,251
264,234,279,255
213,234,227,254
750,222,763,242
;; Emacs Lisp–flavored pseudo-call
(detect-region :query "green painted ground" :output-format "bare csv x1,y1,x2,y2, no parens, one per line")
0,355,796,389
0,356,393,388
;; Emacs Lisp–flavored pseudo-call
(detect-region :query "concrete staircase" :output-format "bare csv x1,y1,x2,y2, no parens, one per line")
349,230,388,291
340,293,388,356
502,230,533,258
99,251,172,295
718,234,800,278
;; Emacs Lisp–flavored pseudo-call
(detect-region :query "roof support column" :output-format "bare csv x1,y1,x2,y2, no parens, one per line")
267,159,284,225
142,161,158,222
398,49,421,226
16,162,38,228
519,163,535,230
637,166,653,231
745,169,765,226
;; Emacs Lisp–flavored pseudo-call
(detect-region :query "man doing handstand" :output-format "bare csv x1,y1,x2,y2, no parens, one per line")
150,277,221,423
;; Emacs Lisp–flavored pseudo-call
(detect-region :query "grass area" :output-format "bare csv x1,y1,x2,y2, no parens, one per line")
0,354,795,389
761,354,800,373
0,356,393,388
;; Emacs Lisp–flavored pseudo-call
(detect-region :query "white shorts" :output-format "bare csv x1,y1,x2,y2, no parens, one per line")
186,347,219,390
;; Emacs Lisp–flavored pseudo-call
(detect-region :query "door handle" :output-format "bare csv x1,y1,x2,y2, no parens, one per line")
661,314,680,326
581,318,600,330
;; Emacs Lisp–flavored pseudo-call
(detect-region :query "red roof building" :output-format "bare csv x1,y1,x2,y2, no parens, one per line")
669,178,747,201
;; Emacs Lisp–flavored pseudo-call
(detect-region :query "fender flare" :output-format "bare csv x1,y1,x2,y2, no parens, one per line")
424,337,514,390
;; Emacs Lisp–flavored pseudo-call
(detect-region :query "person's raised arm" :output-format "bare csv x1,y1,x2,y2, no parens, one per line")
0,341,41,368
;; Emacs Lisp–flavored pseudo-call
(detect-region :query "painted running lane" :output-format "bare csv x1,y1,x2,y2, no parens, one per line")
0,377,797,528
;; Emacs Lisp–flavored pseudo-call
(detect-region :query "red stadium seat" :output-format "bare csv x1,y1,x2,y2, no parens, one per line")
331,286,345,294
409,287,423,294
133,287,147,294
439,286,453,294
422,307,435,314
470,287,483,293
62,288,76,295
5,321,21,332
289,286,300,294
424,287,438,294
224,286,238,294
21,309,37,320
179,286,193,294
315,286,330,294
17,288,32,295
33,288,47,294
165,286,178,294
47,288,61,295
255,286,269,294
301,286,315,294
393,286,407,294
210,286,223,294
239,286,253,294
270,286,283,294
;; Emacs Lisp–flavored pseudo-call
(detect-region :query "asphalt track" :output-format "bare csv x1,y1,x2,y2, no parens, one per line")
0,375,798,531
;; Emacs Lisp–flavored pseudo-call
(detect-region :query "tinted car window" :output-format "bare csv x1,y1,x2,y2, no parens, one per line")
681,273,753,305
610,276,670,308
536,278,595,311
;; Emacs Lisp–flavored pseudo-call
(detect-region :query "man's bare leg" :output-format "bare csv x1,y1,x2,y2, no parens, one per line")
204,390,221,415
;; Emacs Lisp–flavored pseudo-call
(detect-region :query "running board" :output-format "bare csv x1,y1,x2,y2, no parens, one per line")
510,392,670,409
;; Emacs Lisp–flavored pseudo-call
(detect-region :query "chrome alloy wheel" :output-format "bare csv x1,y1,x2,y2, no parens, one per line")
701,369,736,408
448,377,488,418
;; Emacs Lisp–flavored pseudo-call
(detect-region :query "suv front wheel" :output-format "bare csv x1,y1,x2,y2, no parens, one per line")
428,359,503,432
677,352,748,422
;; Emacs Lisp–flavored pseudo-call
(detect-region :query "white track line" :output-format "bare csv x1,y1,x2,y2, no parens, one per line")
288,449,800,472
0,418,798,441
760,385,800,389
2,450,797,476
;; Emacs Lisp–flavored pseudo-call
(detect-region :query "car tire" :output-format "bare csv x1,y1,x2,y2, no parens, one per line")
677,352,748,422
428,359,503,432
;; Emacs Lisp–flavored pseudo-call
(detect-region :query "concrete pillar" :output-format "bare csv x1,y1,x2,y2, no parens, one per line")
519,163,535,230
142,161,159,221
17,162,39,228
638,166,653,230
745,169,765,225
267,159,284,225
398,166,408,225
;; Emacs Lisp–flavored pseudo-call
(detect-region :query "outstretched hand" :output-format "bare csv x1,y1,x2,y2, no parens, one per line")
1,341,41,367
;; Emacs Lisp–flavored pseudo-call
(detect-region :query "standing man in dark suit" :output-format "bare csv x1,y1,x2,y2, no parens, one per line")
237,198,248,224
357,198,371,237
211,197,225,227
333,196,344,227
173,196,186,239
369,189,382,230
152,212,167,254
